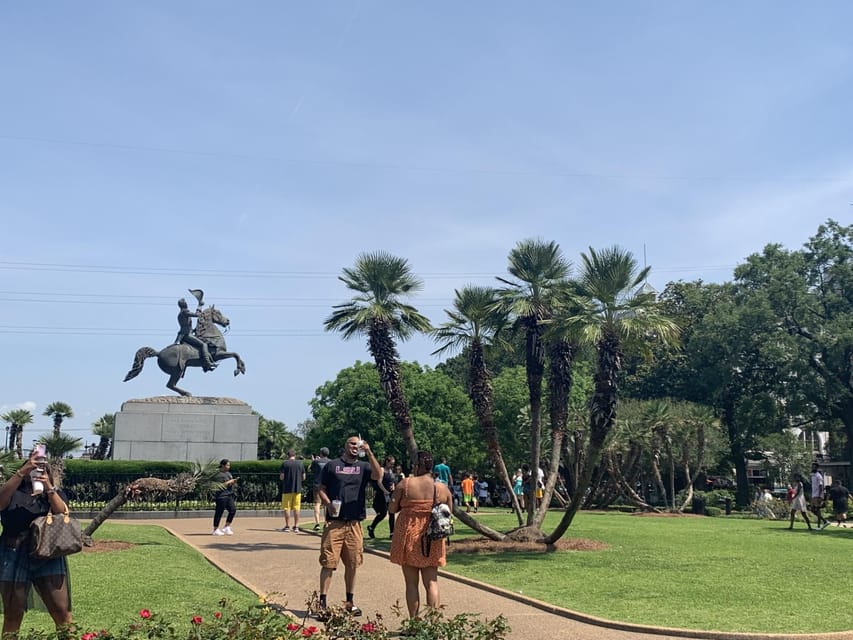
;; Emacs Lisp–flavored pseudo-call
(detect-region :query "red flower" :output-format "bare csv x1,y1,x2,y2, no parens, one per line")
81,633,97,640
301,630,314,637
361,622,377,632
191,616,203,625
305,626,318,633
139,610,151,619
287,622,300,631
214,612,222,619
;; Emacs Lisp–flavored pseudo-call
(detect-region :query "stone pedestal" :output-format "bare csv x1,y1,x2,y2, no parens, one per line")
113,396,259,462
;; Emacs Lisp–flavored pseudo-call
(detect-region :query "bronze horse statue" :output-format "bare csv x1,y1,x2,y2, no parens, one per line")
123,305,246,396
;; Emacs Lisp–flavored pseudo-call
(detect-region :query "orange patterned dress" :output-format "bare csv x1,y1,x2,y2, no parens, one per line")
389,483,446,568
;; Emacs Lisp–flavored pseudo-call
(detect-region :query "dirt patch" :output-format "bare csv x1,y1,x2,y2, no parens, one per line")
448,537,608,554
82,540,135,553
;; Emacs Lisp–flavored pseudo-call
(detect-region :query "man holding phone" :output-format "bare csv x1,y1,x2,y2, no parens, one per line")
315,435,382,619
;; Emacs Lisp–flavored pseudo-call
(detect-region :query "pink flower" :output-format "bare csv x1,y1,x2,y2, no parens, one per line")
139,610,151,619
287,622,300,631
214,612,222,619
191,616,203,625
81,633,97,640
361,622,376,633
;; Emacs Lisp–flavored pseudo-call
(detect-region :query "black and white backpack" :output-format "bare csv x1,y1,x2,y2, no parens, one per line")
422,484,453,556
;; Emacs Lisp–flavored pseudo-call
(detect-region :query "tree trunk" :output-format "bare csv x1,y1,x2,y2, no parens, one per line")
545,335,621,543
525,323,544,525
368,322,419,466
83,477,189,538
534,340,575,528
469,341,522,526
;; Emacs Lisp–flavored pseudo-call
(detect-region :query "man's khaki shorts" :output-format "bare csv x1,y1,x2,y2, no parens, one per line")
319,520,363,570
281,492,302,511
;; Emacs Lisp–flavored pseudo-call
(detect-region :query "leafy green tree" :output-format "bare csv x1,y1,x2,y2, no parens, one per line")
496,239,570,523
256,416,301,460
546,246,679,542
307,362,481,472
736,220,853,463
433,286,522,525
324,252,432,465
43,401,73,438
91,413,115,460
1,408,33,459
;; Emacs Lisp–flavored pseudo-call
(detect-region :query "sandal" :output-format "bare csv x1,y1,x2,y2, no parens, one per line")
345,604,362,617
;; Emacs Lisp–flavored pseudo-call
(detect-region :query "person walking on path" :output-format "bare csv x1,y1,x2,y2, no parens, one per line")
279,450,306,533
787,473,812,531
809,463,829,529
315,435,382,619
367,455,396,539
213,459,238,535
828,478,850,527
309,448,330,531
389,450,453,619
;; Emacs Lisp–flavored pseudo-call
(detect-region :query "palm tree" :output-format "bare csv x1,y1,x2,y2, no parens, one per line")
83,461,221,539
38,432,83,488
324,251,432,465
43,401,73,438
91,413,115,460
496,239,570,523
433,286,520,531
545,246,679,543
1,408,33,459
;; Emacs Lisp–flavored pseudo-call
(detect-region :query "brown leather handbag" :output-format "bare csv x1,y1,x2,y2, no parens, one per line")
29,509,83,560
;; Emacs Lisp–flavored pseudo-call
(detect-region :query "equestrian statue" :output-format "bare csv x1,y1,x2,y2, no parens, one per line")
123,289,246,396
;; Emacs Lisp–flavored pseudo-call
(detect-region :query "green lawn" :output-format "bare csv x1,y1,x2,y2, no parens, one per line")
17,513,853,636
21,523,258,635
368,509,853,634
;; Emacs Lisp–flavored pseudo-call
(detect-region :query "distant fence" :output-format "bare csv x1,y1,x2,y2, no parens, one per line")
62,469,377,512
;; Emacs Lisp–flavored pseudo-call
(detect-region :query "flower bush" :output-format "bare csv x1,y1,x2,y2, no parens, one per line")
16,595,509,640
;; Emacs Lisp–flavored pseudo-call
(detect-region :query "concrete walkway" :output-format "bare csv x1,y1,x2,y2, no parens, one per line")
125,515,851,640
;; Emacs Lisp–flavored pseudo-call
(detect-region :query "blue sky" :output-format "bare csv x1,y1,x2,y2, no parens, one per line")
1,3,851,448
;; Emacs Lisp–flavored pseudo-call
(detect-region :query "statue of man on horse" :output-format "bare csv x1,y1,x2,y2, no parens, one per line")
123,289,246,396
175,291,217,371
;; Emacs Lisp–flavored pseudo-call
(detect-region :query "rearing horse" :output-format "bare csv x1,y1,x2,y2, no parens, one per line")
123,305,247,396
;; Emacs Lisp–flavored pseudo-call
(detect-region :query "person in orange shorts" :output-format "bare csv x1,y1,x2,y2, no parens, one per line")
315,435,382,620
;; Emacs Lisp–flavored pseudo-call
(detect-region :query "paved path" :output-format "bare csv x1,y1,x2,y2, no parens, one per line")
124,516,851,640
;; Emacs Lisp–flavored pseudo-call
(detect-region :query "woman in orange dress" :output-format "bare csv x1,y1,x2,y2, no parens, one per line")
388,450,453,618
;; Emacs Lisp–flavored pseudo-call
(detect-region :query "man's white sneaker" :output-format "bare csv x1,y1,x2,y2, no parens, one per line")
213,529,225,536
223,526,234,535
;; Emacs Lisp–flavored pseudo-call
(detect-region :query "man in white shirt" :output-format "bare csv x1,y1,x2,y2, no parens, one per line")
810,463,829,529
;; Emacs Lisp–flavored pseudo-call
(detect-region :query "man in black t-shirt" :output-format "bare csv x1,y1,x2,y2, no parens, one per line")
828,479,850,527
309,447,330,531
279,451,305,532
315,435,382,619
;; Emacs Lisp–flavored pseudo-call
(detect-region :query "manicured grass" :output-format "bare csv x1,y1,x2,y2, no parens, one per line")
18,514,853,636
20,523,257,635
435,510,853,634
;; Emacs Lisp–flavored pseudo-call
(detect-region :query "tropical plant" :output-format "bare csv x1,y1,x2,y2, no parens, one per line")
546,246,679,542
324,251,432,465
91,413,116,460
432,285,521,530
495,239,570,524
37,432,83,487
43,401,74,438
257,416,300,460
1,408,33,459
83,461,222,538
